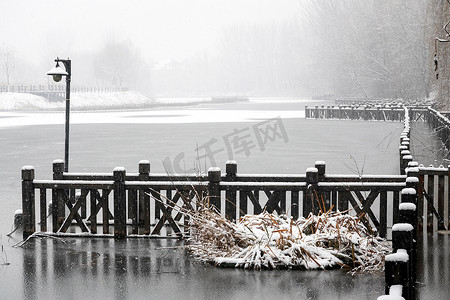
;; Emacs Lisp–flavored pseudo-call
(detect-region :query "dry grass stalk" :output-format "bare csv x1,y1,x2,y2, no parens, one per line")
148,189,389,273
184,199,389,273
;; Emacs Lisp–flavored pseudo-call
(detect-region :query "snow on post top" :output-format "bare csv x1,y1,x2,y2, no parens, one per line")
208,167,221,172
389,285,403,297
139,160,150,164
401,188,416,195
377,295,405,300
22,165,34,170
399,203,416,211
402,155,413,160
385,249,409,262
392,223,414,232
114,167,126,172
314,161,325,166
53,159,64,164
306,167,318,173
406,177,419,183
226,160,237,165
405,167,419,173
407,161,419,167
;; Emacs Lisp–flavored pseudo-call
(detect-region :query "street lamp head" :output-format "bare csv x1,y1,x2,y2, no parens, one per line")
47,62,68,82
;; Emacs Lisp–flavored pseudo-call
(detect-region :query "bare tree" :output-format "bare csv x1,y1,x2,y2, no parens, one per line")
0,44,16,89
303,0,430,100
93,40,146,89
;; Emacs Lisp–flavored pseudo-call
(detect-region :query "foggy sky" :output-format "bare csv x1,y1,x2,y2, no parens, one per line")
0,1,430,99
0,0,300,64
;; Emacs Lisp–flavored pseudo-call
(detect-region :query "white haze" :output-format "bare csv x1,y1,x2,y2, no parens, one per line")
0,0,299,62
0,1,431,100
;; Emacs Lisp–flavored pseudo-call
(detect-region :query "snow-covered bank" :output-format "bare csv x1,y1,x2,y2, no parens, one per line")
0,92,63,110
0,91,154,111
0,92,215,111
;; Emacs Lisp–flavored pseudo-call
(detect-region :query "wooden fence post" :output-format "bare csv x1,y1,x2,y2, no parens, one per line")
405,164,420,190
138,160,150,234
385,250,411,299
392,223,414,256
399,202,417,226
22,166,35,239
400,155,413,175
315,161,326,180
398,202,417,283
399,145,407,170
52,159,65,232
225,161,237,221
114,167,127,239
305,167,319,215
392,223,415,300
315,161,328,210
401,140,410,150
400,150,410,175
208,167,221,211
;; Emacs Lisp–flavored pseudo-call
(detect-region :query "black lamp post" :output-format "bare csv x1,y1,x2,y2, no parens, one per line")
47,58,71,172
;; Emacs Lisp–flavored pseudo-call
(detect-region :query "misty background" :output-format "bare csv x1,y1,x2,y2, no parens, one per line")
0,1,434,100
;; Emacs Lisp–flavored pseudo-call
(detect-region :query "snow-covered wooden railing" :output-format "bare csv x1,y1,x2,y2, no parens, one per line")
377,106,449,299
414,165,450,232
0,84,128,101
380,170,419,300
305,105,429,122
399,106,412,175
22,160,410,240
401,107,449,232
332,97,434,107
0,84,128,93
305,104,405,121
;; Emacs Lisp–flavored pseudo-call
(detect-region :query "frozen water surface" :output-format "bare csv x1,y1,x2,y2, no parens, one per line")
0,99,449,299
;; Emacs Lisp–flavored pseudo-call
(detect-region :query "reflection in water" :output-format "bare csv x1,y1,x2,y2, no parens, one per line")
416,233,450,299
18,233,450,299
20,237,388,299
23,244,36,300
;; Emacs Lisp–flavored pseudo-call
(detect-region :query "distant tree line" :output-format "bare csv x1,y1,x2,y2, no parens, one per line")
1,1,449,104
151,1,435,100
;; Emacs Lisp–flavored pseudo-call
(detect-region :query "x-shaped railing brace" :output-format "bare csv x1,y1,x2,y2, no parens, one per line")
58,189,89,233
245,190,283,214
347,190,379,232
149,190,182,237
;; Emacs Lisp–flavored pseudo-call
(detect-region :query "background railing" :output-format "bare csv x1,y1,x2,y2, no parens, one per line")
0,85,128,93
1,85,129,101
305,104,429,122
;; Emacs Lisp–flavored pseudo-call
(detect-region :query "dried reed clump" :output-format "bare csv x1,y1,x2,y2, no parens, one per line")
186,204,390,273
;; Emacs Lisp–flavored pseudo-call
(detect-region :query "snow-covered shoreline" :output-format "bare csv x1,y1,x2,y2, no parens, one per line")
0,92,216,111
